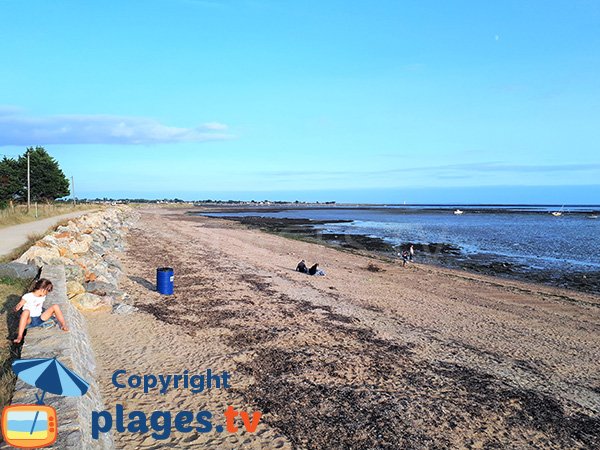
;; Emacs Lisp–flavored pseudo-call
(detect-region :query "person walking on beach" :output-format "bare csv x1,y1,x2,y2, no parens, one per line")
12,278,69,344
409,244,415,261
401,250,409,267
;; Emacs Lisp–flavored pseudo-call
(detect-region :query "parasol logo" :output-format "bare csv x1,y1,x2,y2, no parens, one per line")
1,358,90,449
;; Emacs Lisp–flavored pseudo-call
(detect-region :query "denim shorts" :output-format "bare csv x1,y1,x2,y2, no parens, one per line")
29,314,46,328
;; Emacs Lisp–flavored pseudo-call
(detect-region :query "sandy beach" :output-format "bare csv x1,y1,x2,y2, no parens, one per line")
86,208,600,449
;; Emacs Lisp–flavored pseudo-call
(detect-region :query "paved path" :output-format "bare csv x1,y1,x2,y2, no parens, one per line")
0,210,95,258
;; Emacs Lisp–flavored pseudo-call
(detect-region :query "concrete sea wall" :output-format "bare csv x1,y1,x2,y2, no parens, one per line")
11,265,114,450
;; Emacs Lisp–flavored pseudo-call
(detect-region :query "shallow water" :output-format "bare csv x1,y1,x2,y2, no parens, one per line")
204,206,600,275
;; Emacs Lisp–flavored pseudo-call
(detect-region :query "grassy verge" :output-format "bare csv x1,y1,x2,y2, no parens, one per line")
0,276,31,432
0,203,95,229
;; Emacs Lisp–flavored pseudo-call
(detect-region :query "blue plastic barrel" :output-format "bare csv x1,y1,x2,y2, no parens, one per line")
156,267,174,295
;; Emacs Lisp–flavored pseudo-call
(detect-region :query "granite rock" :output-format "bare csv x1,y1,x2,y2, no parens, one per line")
64,264,86,283
66,280,86,299
85,280,120,296
70,292,114,312
0,262,39,279
16,245,61,265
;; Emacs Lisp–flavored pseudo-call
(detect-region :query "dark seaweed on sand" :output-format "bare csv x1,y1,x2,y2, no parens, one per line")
238,344,600,450
232,287,600,449
134,217,600,449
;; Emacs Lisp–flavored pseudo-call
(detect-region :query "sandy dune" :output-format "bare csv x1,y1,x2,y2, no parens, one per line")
86,208,600,449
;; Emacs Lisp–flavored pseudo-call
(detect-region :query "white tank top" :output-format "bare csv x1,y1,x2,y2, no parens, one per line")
22,292,45,317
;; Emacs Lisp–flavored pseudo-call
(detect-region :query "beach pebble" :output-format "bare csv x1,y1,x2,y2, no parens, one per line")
113,303,137,315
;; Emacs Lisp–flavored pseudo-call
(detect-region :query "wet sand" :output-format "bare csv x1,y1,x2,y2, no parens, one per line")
87,208,600,449
204,213,600,295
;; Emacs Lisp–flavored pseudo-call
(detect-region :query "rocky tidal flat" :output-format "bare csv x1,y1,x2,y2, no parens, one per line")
209,214,600,295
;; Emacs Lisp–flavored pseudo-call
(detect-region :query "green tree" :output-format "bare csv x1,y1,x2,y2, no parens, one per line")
16,147,70,202
0,147,70,205
0,156,22,206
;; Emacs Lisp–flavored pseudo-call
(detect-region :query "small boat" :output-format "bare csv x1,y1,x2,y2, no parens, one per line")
588,215,599,219
453,209,464,215
551,211,562,217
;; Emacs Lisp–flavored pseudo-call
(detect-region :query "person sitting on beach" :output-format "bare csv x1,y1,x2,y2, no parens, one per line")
308,263,326,276
296,260,309,274
13,278,69,344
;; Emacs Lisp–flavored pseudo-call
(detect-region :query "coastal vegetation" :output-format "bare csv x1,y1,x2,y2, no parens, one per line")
0,147,94,228
0,203,94,229
0,147,70,205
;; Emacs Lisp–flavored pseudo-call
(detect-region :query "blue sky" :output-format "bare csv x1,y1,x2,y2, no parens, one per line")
1,0,599,203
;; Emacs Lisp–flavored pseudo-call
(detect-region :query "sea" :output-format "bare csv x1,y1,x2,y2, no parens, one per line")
203,205,600,292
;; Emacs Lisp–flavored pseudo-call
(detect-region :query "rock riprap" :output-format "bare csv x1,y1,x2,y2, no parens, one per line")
16,207,136,312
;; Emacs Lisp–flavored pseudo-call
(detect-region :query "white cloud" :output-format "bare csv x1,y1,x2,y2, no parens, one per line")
0,107,232,145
